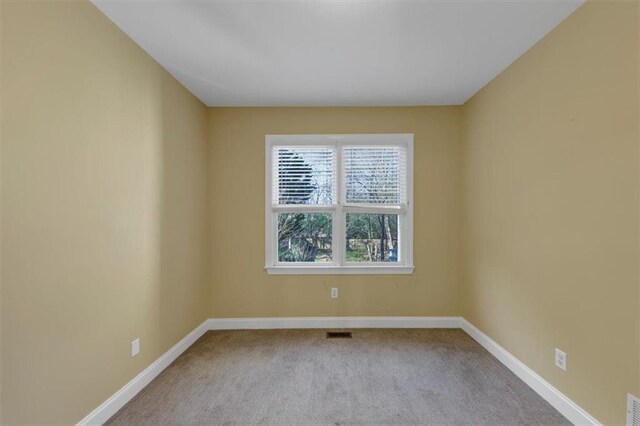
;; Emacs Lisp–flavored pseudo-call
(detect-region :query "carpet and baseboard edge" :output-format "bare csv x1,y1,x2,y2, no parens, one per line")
76,320,209,426
76,317,600,426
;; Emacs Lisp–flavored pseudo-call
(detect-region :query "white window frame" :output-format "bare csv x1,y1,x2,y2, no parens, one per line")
265,134,414,275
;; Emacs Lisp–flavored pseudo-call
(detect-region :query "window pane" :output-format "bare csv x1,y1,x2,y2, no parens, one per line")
275,147,334,205
343,146,406,204
345,213,398,262
278,213,332,262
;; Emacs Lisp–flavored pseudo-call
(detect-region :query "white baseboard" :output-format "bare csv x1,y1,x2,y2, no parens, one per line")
460,319,600,426
207,316,462,330
76,320,209,426
78,316,598,426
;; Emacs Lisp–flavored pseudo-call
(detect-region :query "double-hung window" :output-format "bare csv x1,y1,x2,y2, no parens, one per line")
265,134,413,275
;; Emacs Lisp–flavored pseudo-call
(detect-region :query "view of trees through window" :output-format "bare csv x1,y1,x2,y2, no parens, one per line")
278,213,332,262
277,148,399,263
346,213,398,262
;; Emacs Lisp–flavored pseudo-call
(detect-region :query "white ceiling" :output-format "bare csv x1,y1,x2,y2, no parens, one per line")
92,0,584,107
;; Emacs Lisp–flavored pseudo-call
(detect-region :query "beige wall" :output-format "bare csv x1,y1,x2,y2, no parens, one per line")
208,107,464,318
462,1,639,424
1,1,210,424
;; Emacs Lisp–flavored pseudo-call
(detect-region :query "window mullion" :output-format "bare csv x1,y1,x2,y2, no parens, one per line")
334,142,343,266
342,204,406,215
272,205,335,213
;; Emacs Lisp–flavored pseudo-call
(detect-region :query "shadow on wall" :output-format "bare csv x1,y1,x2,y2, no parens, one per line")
1,2,210,424
157,71,210,355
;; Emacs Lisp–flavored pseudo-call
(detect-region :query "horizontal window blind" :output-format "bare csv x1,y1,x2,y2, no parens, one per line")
342,146,407,205
273,146,335,205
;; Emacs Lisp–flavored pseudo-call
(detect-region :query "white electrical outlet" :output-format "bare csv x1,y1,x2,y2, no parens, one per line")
555,348,567,371
330,288,339,299
131,338,140,357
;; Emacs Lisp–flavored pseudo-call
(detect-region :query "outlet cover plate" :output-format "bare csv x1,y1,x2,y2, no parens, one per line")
555,348,567,371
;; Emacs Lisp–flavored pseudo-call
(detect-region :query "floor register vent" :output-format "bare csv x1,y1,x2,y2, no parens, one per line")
326,331,352,339
629,394,640,426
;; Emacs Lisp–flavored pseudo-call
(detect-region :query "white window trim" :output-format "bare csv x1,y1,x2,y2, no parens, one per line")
265,134,414,275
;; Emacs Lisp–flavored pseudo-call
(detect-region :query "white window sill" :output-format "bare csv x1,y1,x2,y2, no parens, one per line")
265,265,414,275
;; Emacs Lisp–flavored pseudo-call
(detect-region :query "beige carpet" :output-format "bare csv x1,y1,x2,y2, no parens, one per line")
107,329,569,425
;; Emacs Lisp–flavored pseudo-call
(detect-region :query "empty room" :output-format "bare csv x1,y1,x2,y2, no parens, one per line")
1,0,638,424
